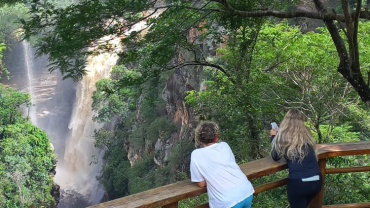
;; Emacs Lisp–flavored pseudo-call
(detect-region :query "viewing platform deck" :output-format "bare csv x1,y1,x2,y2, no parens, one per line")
88,141,370,208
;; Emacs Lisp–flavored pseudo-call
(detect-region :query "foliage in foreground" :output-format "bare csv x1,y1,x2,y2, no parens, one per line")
0,84,57,207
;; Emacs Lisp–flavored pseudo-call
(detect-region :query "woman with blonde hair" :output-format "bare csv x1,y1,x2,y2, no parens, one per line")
190,121,254,208
270,108,322,208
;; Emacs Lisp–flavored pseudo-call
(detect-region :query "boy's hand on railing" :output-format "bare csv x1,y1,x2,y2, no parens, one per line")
196,181,207,188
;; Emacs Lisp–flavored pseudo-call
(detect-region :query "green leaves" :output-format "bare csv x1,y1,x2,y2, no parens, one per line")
0,84,30,126
92,64,190,200
0,3,28,78
0,122,56,207
92,66,139,122
0,3,28,40
253,21,365,143
18,0,260,81
0,84,56,207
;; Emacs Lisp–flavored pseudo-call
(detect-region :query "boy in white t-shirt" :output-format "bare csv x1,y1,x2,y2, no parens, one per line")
190,121,254,208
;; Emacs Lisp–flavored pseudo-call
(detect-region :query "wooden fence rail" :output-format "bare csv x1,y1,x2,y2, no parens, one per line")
88,141,370,208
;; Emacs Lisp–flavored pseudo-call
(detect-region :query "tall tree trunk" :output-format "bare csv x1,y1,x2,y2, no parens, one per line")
247,115,261,158
313,0,370,105
315,123,323,144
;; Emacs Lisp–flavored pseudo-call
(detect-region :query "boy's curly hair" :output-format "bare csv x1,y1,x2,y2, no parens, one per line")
195,121,219,145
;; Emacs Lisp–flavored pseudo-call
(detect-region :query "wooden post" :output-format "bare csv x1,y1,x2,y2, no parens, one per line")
309,158,326,208
162,202,178,208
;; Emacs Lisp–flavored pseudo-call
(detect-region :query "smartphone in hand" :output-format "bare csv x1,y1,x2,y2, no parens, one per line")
271,122,279,131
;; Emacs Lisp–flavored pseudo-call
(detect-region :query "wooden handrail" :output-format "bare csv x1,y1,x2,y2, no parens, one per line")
253,178,288,194
325,166,370,174
317,141,370,158
88,141,370,208
323,202,370,207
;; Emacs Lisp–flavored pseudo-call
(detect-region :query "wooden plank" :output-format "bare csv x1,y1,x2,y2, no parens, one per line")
88,158,287,208
326,166,370,174
309,158,326,208
322,202,370,207
162,201,178,208
88,141,370,208
317,141,370,159
192,178,288,208
239,157,288,180
88,180,206,208
254,178,288,194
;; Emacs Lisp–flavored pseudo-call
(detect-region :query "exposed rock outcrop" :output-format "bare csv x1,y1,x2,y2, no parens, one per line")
124,66,202,166
124,27,213,166
51,183,60,206
50,162,60,207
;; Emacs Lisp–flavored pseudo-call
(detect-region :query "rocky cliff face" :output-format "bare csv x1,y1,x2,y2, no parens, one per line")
155,68,201,165
124,27,216,167
123,65,206,167
125,67,202,166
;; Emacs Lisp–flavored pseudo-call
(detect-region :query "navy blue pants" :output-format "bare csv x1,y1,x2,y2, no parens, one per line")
287,176,322,208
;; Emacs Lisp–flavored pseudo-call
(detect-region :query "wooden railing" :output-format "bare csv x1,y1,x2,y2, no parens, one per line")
88,141,370,208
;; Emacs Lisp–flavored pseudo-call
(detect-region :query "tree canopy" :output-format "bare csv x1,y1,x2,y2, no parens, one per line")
0,0,367,105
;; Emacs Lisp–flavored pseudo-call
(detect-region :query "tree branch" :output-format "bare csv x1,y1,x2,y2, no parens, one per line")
313,0,370,104
313,0,348,69
353,0,362,71
342,0,355,74
158,0,370,21
165,61,235,84
262,56,293,72
154,5,227,13
155,1,370,22
332,9,349,39
117,9,159,34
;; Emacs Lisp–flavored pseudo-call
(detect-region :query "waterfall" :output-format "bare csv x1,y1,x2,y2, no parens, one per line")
3,40,120,207
22,41,38,125
55,50,120,206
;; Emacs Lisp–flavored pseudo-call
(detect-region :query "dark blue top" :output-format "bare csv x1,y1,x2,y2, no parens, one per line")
270,136,320,179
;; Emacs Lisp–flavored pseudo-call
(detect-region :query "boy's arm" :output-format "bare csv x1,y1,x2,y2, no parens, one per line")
196,180,207,187
190,152,206,187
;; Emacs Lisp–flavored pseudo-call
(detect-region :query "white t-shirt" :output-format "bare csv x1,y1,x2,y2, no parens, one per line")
190,142,254,208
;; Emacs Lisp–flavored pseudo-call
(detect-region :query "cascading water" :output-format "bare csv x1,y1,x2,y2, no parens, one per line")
22,41,38,125
3,39,120,207
55,37,121,207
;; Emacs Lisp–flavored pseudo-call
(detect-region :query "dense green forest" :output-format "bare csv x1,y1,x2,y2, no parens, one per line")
1,0,370,207
0,3,57,207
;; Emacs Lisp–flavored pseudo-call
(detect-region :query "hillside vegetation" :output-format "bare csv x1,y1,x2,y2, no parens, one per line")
0,84,57,207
